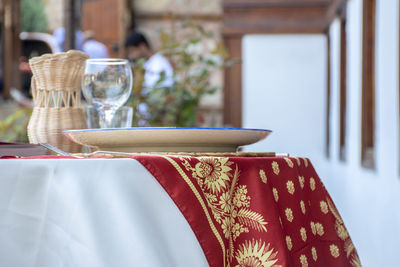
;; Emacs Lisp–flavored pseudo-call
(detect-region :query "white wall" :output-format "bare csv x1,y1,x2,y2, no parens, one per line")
242,0,400,266
242,34,327,158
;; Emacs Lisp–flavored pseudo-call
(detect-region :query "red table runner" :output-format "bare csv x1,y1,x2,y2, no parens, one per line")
135,155,360,267
8,155,360,266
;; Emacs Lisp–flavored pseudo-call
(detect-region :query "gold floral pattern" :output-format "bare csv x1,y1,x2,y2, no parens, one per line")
233,186,251,208
309,177,316,191
299,254,308,267
311,247,317,261
181,157,269,264
310,221,316,235
165,156,359,267
219,192,231,212
221,217,233,238
194,157,232,194
284,158,294,168
272,161,280,175
330,244,340,258
298,176,305,189
303,158,309,167
300,227,307,242
165,156,226,262
351,254,362,267
320,201,329,214
286,181,295,195
337,223,349,241
300,200,306,214
315,222,324,236
285,208,294,222
235,239,281,267
326,197,360,266
259,169,267,184
328,198,350,242
286,236,292,251
272,188,279,202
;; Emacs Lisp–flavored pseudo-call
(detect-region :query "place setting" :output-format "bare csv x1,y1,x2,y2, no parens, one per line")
21,50,273,156
75,56,272,154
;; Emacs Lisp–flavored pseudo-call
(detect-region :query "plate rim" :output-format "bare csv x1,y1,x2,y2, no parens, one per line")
63,127,272,134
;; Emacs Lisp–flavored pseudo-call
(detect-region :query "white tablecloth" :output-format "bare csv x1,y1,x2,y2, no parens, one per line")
0,159,208,267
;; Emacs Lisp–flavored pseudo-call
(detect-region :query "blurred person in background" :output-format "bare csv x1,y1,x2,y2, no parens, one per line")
82,30,109,59
125,30,173,89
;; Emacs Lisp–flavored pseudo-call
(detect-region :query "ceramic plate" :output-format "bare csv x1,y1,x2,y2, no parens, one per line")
63,127,272,153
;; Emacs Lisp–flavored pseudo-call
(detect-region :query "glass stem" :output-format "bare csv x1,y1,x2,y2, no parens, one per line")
99,108,116,128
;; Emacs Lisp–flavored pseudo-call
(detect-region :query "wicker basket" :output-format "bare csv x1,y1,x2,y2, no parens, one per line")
27,50,89,153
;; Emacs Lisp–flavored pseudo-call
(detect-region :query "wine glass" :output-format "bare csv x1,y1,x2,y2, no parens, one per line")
82,59,133,128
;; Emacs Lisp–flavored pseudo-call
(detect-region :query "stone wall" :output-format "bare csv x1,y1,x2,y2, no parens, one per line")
43,0,63,32
133,0,223,126
134,0,221,15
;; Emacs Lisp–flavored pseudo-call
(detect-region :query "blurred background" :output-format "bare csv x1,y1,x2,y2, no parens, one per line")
0,0,399,266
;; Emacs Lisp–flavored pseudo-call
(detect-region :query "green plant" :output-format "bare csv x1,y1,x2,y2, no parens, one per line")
21,0,48,32
128,21,231,127
0,108,32,142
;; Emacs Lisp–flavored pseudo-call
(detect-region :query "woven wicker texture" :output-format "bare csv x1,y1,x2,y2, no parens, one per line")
29,50,89,108
27,50,89,153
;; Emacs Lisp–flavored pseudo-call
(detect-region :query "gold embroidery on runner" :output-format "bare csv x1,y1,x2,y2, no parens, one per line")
303,158,309,167
285,208,294,222
259,169,267,184
327,197,361,266
330,244,340,258
272,161,280,175
179,156,269,264
310,221,316,235
163,156,227,267
314,222,324,236
235,239,281,267
300,200,306,214
298,176,305,189
310,177,316,191
300,227,307,242
320,201,329,214
300,254,308,267
311,247,318,261
284,157,294,168
286,236,293,251
286,180,295,195
273,188,279,202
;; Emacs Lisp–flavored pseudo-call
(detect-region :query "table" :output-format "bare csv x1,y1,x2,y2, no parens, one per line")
0,155,360,267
